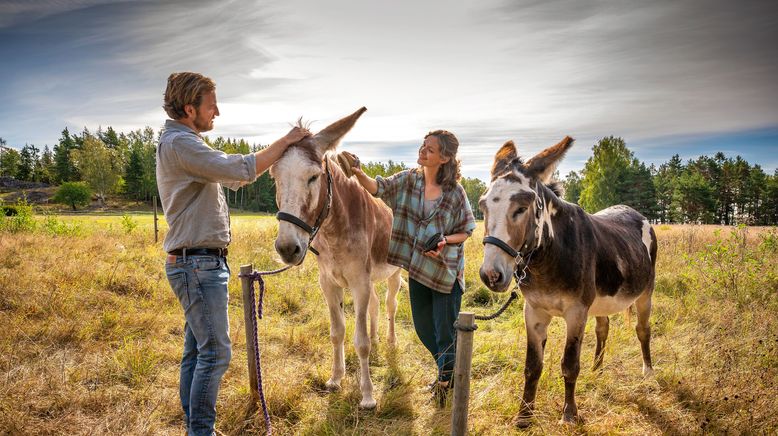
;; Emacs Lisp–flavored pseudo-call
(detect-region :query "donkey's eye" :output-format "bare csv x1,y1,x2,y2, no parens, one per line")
513,207,527,219
307,175,319,185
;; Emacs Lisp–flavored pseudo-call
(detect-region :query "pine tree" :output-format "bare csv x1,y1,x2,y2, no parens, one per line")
747,165,767,224
764,170,778,225
0,141,21,179
38,145,55,184
672,168,715,224
17,144,40,182
54,128,80,183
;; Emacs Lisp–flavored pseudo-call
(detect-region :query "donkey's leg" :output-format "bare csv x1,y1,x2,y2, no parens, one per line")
560,304,587,424
385,270,401,346
368,285,379,344
593,316,609,371
624,304,633,329
514,302,551,428
634,288,653,376
352,279,376,409
320,275,346,391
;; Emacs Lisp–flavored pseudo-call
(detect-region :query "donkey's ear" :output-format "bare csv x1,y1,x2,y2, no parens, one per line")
524,136,574,183
491,140,518,180
314,107,367,153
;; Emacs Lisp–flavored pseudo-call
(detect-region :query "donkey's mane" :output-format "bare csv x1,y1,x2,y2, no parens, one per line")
294,117,314,130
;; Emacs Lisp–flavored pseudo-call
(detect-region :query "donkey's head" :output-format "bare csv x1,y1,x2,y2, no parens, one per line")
478,136,574,291
270,107,367,265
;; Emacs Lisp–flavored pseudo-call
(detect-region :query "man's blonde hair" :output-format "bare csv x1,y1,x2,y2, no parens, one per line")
163,72,216,120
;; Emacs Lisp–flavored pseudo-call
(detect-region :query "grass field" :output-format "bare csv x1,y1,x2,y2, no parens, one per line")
1,213,777,435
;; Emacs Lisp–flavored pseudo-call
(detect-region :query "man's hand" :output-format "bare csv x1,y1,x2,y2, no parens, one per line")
283,126,311,145
255,126,311,175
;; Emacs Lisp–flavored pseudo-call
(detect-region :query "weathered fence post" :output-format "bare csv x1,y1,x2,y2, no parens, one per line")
240,264,259,400
451,312,475,436
153,196,159,243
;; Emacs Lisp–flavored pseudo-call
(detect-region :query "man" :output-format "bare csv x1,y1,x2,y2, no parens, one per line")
157,72,309,435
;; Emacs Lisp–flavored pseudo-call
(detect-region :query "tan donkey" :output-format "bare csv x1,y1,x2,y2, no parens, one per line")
270,107,402,409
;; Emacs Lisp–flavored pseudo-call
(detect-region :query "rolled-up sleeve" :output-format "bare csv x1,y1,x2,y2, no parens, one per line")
374,170,411,209
173,134,257,184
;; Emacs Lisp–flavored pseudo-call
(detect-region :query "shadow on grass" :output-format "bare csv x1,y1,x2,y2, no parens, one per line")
303,344,418,434
613,375,734,435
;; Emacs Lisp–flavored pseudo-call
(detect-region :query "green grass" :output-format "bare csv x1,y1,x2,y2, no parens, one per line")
1,216,776,434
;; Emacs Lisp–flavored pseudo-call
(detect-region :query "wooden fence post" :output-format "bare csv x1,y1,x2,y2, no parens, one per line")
153,196,159,243
451,312,475,436
240,264,259,400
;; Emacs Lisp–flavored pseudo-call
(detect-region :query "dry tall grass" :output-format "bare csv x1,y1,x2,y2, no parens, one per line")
1,215,776,435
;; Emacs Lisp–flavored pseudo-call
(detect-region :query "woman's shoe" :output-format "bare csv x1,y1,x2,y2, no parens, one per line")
430,379,452,408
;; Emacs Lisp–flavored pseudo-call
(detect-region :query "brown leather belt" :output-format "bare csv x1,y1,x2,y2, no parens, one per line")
167,247,228,257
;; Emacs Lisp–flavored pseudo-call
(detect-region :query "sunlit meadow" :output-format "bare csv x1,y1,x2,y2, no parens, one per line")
1,211,776,435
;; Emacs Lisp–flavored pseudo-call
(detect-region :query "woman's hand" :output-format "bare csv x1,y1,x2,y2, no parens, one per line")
339,150,378,194
423,236,447,258
336,151,361,177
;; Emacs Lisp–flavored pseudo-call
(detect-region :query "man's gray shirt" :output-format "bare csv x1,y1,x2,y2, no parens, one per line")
156,120,258,253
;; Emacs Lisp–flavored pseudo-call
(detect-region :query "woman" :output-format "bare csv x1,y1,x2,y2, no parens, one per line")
347,130,476,406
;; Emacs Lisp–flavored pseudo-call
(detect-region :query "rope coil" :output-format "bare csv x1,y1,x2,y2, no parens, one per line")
239,265,291,435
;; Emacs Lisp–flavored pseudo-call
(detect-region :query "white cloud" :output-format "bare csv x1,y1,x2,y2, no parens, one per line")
0,0,776,181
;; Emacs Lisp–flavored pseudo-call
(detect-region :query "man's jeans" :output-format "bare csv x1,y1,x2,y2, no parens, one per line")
166,254,232,436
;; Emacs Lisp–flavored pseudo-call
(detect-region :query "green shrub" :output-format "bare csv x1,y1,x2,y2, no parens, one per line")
685,225,777,306
0,200,36,233
120,214,138,234
53,182,92,211
41,215,83,236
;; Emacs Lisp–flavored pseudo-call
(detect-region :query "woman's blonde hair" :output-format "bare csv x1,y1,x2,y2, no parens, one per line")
163,72,216,120
423,129,462,192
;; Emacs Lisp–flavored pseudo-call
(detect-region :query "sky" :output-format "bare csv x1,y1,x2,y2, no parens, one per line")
1,0,777,182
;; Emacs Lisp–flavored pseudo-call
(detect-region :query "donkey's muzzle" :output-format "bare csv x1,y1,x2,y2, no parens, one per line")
275,240,303,265
479,266,511,292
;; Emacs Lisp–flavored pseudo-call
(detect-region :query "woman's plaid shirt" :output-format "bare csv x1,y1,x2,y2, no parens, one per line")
374,169,476,294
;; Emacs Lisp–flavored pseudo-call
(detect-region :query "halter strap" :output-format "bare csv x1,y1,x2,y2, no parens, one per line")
275,212,313,234
482,236,519,258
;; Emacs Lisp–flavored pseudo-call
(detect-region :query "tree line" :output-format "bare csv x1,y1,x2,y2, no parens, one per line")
0,127,267,210
0,128,485,217
563,136,778,225
1,131,774,224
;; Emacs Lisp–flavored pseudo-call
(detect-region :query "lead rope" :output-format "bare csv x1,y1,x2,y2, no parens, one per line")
239,265,292,435
456,250,534,331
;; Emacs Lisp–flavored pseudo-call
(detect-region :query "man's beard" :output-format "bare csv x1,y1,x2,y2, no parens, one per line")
193,112,213,132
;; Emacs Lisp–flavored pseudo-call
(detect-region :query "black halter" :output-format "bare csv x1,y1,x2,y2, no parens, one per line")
276,159,333,259
482,192,545,282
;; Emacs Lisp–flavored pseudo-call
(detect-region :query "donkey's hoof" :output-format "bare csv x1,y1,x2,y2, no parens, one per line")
643,367,655,378
559,413,582,425
512,413,533,428
325,379,342,391
359,397,377,409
